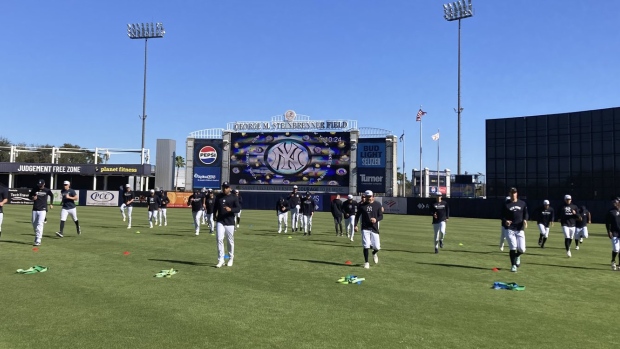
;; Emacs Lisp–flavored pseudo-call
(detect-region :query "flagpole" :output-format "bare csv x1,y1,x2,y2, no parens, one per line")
419,107,423,198
437,129,440,193
402,130,406,197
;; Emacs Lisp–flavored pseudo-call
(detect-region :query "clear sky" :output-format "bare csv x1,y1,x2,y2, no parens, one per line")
1,0,617,178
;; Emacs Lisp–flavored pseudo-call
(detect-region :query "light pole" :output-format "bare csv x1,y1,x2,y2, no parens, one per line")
127,22,165,165
443,0,473,175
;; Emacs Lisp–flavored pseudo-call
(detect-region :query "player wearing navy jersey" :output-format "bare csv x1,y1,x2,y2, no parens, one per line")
606,198,620,270
301,192,315,236
234,189,243,229
355,190,383,269
213,182,241,268
535,200,554,248
276,196,290,234
0,182,8,238
158,189,170,226
188,188,205,236
430,192,449,253
204,190,215,234
200,188,208,225
55,181,81,238
575,205,591,247
147,190,161,229
30,179,54,246
288,186,302,232
558,194,581,257
343,194,358,241
501,188,528,272
499,196,510,251
330,195,344,236
120,184,134,228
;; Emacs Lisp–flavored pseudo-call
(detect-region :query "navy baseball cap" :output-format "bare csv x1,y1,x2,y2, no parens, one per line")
221,182,231,188
37,179,45,186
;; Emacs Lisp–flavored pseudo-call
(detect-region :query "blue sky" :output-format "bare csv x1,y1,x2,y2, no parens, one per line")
1,0,618,178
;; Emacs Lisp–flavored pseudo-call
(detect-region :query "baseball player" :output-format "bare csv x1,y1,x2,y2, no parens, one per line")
558,194,581,257
276,196,290,234
147,189,161,228
430,192,449,254
499,196,510,251
120,184,134,228
501,187,528,272
606,197,620,270
575,205,591,247
330,194,344,236
354,190,383,269
200,188,208,225
187,188,205,236
55,181,81,238
213,182,241,267
0,182,8,238
288,186,302,232
535,200,554,248
301,191,314,236
234,189,243,229
342,194,357,241
204,189,215,234
29,179,54,246
158,189,170,226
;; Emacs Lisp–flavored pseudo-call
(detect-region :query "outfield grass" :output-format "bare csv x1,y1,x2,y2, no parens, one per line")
0,205,616,349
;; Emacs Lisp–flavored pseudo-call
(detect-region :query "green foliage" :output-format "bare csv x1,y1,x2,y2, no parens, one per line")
0,206,617,348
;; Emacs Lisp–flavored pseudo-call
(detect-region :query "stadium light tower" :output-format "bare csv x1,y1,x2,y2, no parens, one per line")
127,22,165,165
443,0,473,175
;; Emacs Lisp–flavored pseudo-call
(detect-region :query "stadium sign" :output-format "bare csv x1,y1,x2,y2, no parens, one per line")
0,163,152,175
231,121,350,131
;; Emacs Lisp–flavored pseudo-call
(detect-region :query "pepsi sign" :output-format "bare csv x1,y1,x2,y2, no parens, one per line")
194,141,223,167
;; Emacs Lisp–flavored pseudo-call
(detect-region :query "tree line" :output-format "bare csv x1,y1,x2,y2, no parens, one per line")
0,136,102,164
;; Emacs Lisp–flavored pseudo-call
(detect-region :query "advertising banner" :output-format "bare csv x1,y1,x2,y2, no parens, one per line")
193,167,221,189
229,132,351,188
86,190,118,207
357,168,386,193
164,192,193,208
381,197,407,214
52,190,81,206
357,139,386,168
8,188,32,205
194,141,223,167
0,163,152,176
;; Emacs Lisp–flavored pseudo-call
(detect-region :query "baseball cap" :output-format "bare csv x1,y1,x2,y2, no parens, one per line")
347,194,353,199
564,194,572,200
125,184,131,188
543,200,550,205
208,188,213,192
364,190,373,197
37,179,45,186
150,189,155,193
63,181,70,185
435,192,443,196
221,181,231,188
293,185,298,189
234,189,239,193
509,187,517,193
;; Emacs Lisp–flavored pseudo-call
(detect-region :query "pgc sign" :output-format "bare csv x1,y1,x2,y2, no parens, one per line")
86,190,118,207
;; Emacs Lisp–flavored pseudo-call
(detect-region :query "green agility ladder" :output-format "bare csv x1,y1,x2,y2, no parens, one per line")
16,266,48,274
493,282,525,291
154,269,178,278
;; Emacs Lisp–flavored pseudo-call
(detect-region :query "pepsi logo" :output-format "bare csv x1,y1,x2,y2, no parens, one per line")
199,146,218,165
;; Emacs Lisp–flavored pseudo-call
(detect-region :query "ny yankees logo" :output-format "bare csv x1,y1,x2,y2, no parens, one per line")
266,140,310,175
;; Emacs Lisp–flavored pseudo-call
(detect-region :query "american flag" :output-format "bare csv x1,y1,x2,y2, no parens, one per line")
432,132,440,141
416,108,427,122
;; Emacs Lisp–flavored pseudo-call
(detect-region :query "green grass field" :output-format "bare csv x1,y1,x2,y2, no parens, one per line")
0,205,616,349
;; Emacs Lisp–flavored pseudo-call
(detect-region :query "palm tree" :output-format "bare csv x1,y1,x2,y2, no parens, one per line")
175,156,186,191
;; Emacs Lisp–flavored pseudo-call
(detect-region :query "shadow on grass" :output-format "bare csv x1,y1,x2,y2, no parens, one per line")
526,262,602,270
312,242,357,248
416,261,490,270
148,258,209,266
290,258,357,267
154,233,186,237
0,240,32,245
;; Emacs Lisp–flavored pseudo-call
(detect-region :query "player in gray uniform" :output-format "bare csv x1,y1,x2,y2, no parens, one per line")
29,179,54,246
354,190,383,269
55,181,81,238
0,183,8,238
